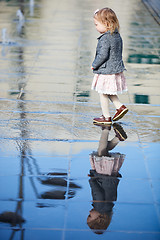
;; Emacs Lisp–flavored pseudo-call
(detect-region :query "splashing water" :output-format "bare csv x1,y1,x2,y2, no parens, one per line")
2,28,7,44
30,0,34,16
16,9,25,24
1,28,17,49
16,9,25,34
30,0,34,6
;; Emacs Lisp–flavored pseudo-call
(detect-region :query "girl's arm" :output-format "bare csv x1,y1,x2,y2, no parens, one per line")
92,39,110,70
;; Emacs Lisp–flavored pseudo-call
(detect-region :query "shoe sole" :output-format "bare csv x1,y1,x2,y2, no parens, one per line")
113,124,127,141
93,120,112,125
113,108,128,121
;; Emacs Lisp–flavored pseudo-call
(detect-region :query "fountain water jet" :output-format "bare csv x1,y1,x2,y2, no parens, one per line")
30,0,34,6
16,9,25,34
16,9,25,24
1,28,7,45
29,0,34,16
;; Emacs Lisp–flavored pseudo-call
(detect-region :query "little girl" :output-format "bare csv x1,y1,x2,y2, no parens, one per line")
91,8,128,125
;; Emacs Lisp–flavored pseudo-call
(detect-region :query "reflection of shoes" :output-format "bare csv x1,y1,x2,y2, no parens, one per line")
112,105,128,121
93,123,111,130
93,115,112,125
101,125,111,130
113,123,127,141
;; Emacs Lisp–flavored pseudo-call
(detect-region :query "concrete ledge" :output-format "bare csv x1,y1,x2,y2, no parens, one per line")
142,0,160,24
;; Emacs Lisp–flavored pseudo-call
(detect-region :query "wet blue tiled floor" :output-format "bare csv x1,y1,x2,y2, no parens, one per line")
0,0,160,239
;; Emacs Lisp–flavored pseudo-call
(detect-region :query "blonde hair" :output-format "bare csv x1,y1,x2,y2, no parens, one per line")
87,213,112,234
94,8,120,34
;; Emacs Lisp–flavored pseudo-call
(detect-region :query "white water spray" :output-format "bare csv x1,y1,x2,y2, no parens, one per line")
29,0,34,16
16,9,25,24
2,28,7,44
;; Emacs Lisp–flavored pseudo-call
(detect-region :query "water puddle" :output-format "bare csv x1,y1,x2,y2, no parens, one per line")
0,0,160,238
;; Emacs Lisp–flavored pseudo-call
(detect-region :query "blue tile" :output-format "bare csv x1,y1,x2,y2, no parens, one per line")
70,149,95,178
65,201,160,232
0,229,24,240
119,157,148,179
114,143,144,161
0,156,20,176
146,160,160,180
0,200,66,229
151,180,160,204
143,143,160,161
23,201,66,229
110,203,160,232
25,230,63,240
0,176,19,200
65,231,160,240
118,179,154,203
0,229,159,240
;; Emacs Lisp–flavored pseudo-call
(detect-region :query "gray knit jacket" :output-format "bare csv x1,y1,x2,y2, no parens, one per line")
92,30,126,75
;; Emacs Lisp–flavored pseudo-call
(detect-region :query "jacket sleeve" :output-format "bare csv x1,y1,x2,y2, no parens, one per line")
92,38,110,69
89,178,104,201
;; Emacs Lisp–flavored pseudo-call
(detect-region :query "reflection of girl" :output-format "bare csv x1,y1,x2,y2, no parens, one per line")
91,8,128,125
87,171,120,234
87,123,127,233
90,124,126,175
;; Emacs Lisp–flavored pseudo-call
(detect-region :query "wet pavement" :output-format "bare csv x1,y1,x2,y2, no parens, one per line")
0,0,160,239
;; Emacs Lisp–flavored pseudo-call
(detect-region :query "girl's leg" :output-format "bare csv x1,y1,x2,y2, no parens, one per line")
109,95,128,121
100,94,110,118
98,130,120,156
98,127,109,156
108,95,122,109
106,137,119,151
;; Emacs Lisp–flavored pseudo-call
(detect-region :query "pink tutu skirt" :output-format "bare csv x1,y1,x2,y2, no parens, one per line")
91,72,128,95
89,152,125,175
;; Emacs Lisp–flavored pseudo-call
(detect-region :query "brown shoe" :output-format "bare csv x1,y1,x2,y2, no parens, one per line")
93,115,112,125
112,105,128,121
113,123,127,141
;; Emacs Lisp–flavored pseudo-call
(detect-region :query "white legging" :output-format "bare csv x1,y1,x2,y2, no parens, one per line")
100,94,122,118
98,127,119,157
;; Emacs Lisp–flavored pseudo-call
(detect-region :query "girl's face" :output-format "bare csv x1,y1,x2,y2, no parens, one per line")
94,18,107,34
87,209,100,223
